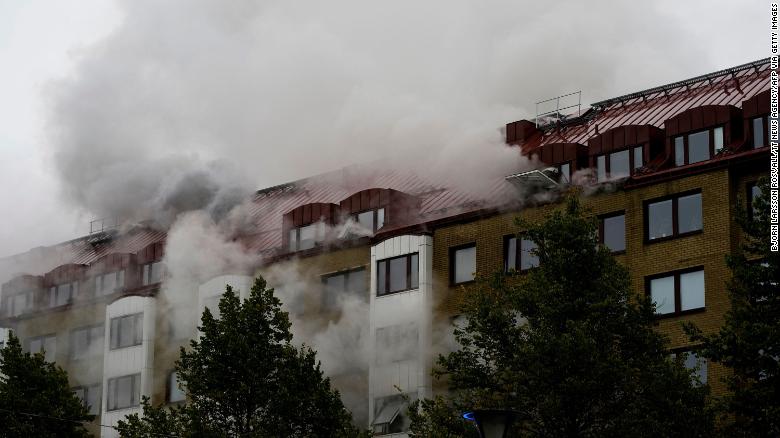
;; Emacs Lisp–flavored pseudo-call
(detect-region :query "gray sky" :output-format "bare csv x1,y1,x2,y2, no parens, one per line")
0,0,768,258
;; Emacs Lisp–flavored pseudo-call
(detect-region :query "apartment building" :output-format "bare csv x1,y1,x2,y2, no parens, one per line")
0,58,771,437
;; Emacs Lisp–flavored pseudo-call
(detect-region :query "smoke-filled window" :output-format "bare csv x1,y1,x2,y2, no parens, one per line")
169,308,196,341
142,261,164,286
598,212,625,253
27,334,56,362
107,373,141,411
355,208,386,234
322,268,366,309
109,313,143,349
167,371,186,403
49,282,78,308
5,290,34,317
96,270,125,296
376,253,419,296
70,324,104,359
450,244,476,284
73,384,101,415
375,323,418,364
289,221,326,251
372,393,415,435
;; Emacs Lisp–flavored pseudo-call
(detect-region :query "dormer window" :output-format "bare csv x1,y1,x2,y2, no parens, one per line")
673,126,724,166
5,290,34,317
356,208,386,234
49,282,78,308
289,221,325,251
96,270,125,296
595,145,644,182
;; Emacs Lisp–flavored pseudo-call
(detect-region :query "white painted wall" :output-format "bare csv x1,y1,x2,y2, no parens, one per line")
100,295,156,438
369,234,433,436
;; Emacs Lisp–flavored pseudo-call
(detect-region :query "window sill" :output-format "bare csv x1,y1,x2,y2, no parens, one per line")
654,307,705,320
450,279,476,287
645,229,703,245
377,288,419,298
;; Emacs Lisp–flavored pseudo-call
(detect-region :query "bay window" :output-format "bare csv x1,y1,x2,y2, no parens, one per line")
377,253,419,296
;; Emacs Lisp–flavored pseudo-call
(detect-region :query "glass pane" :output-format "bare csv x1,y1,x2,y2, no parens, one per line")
752,117,765,148
453,246,476,284
674,136,685,166
135,314,143,344
684,352,707,384
650,276,675,314
288,229,297,251
29,338,42,354
609,150,630,179
505,237,517,271
110,318,119,349
687,130,710,164
377,260,386,295
389,257,407,292
117,376,132,408
633,145,644,170
119,316,134,347
377,208,385,230
347,269,366,296
680,270,705,311
87,385,101,414
559,163,570,183
520,239,539,270
324,274,345,308
44,336,56,362
169,372,185,402
151,262,163,283
357,211,374,232
410,254,419,289
713,127,724,153
597,155,606,181
678,193,702,234
648,199,673,240
603,214,626,252
107,379,116,409
117,270,125,288
142,265,150,285
72,329,88,358
299,224,316,250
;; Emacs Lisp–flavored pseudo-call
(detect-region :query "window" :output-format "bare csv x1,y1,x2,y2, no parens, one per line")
109,313,143,349
670,351,707,385
647,268,705,316
747,182,763,220
322,268,366,309
202,296,221,319
595,146,645,182
375,323,419,364
645,191,702,241
142,262,164,286
673,127,724,166
372,394,414,435
169,308,195,341
71,324,104,359
96,270,125,296
107,374,141,411
750,116,769,148
73,384,101,414
6,290,34,317
377,253,419,296
558,162,571,183
289,222,326,251
356,208,386,233
450,244,476,284
49,282,78,308
27,334,56,362
505,235,539,271
167,371,186,403
599,212,626,253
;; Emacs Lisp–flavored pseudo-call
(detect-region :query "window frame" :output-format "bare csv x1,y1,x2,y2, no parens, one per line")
669,347,708,385
645,266,706,318
376,253,419,296
598,211,626,254
72,383,101,415
750,115,769,149
166,370,186,404
5,290,34,317
595,145,646,182
106,373,141,411
70,323,104,360
48,281,78,308
354,207,386,234
644,189,703,243
288,221,326,252
321,267,367,308
109,313,144,350
504,234,539,273
96,270,126,296
673,125,725,166
449,243,477,286
26,334,57,362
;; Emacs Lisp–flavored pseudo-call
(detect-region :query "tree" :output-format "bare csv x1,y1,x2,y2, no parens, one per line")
117,277,366,437
686,177,779,436
410,195,713,437
0,332,94,437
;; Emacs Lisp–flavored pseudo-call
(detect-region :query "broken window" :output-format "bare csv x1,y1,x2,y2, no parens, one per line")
372,394,414,435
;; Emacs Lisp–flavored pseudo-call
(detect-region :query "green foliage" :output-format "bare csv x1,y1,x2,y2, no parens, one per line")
411,195,713,437
0,332,94,437
117,277,368,437
686,177,780,436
